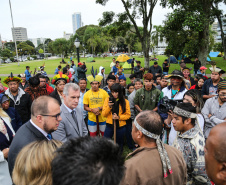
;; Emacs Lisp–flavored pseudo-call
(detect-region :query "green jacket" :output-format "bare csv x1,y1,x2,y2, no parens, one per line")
134,86,162,112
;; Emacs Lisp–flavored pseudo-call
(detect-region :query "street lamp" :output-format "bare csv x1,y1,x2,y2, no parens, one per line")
74,38,80,63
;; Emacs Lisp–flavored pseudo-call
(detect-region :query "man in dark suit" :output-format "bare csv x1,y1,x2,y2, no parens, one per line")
52,83,88,142
8,96,62,175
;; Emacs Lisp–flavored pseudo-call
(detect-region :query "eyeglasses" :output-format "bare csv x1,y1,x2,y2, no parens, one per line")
219,94,226,97
40,112,61,120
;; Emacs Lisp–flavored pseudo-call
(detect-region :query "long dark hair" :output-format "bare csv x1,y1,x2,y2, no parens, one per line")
110,83,126,113
195,76,206,90
183,89,204,113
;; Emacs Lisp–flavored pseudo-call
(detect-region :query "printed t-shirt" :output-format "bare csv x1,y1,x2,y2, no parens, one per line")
83,89,109,122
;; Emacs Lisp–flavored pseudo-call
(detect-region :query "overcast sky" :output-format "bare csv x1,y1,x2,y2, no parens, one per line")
0,0,225,41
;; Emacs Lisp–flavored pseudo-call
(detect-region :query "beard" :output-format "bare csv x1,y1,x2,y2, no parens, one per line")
43,121,55,133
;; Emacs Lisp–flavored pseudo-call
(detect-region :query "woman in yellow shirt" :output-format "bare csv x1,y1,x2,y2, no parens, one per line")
102,83,131,151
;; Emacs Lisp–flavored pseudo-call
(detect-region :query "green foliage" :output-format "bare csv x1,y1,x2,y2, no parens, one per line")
31,55,37,60
2,57,7,61
96,0,159,68
39,48,44,54
27,57,30,60
213,42,224,53
0,48,12,58
17,42,35,55
25,40,35,48
10,57,14,62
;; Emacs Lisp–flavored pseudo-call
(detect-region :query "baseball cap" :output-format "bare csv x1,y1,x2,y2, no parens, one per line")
200,66,207,70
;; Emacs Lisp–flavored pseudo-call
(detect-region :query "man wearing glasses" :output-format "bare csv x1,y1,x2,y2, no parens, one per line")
8,96,61,175
202,81,226,139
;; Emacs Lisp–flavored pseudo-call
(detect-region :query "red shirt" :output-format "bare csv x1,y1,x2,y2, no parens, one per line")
46,83,54,95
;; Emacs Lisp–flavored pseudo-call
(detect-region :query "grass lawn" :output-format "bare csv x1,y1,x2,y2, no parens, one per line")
0,55,226,75
0,55,226,87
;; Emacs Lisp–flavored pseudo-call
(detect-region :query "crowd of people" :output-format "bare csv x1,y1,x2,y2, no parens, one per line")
0,57,226,185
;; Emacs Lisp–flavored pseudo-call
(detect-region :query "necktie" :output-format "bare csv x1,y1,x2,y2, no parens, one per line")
47,133,52,140
71,110,80,132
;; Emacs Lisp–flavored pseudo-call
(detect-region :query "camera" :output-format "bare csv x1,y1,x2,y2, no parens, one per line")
109,95,115,103
159,96,178,114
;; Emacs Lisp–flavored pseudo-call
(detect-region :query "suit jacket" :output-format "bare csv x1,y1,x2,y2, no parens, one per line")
52,104,88,143
8,121,48,175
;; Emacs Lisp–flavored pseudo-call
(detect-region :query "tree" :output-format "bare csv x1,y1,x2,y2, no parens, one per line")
96,0,159,69
84,26,101,54
213,42,224,53
151,25,164,54
51,38,69,58
25,40,35,48
17,42,34,56
161,0,226,65
0,48,12,58
39,48,44,54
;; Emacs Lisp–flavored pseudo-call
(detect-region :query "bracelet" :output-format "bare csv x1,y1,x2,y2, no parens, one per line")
90,109,93,112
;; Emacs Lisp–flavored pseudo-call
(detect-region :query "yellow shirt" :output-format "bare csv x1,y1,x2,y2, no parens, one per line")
83,88,109,122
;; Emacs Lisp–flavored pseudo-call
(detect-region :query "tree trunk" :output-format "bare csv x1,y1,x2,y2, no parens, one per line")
198,1,210,66
142,33,151,69
198,27,209,66
224,36,226,60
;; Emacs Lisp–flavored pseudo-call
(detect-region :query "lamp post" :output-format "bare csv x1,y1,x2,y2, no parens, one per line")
9,0,19,66
74,38,80,63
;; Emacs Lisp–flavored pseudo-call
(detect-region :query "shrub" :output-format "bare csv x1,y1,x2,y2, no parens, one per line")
27,57,30,60
10,57,14,62
2,57,7,61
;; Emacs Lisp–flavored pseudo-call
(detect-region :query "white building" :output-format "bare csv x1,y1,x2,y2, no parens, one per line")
154,37,168,54
29,38,47,47
213,16,226,43
63,32,73,40
72,12,82,34
11,27,28,42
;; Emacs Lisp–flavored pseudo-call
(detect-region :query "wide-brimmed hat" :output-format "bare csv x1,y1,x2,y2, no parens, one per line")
165,70,189,84
51,72,69,85
3,73,21,84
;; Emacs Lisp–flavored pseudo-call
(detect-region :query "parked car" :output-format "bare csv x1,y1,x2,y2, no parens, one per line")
5,58,12,63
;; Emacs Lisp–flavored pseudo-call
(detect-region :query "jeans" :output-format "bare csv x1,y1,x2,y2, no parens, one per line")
125,119,135,150
194,69,200,76
163,72,168,75
104,125,126,152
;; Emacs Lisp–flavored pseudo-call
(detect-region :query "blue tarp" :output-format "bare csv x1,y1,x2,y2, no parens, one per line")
207,57,211,61
127,59,133,64
209,52,220,57
169,56,177,64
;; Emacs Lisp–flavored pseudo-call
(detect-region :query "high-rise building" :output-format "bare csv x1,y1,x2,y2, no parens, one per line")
212,16,226,44
72,12,82,34
11,27,28,42
63,32,73,40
